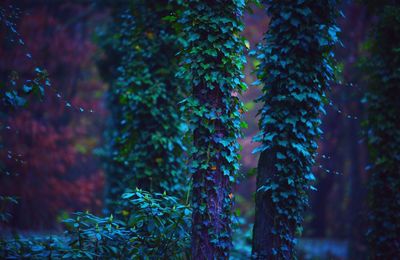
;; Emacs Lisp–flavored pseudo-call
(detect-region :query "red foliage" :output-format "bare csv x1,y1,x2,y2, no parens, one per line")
0,3,106,230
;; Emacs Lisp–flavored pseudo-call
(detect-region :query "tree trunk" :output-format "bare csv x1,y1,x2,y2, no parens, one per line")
180,2,246,258
252,149,294,259
191,85,232,259
250,1,338,258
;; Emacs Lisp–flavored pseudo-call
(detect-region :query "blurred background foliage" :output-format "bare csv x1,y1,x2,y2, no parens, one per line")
0,0,393,259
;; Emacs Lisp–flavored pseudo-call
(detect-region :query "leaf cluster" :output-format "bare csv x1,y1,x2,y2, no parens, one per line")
360,3,400,258
1,189,191,259
252,0,339,257
100,1,190,208
177,0,247,257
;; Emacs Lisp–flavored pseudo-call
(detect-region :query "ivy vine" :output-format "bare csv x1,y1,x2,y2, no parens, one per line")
177,0,247,258
251,0,339,258
361,3,400,258
103,1,189,208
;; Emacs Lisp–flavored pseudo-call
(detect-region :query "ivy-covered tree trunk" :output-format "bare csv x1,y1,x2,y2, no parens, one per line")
179,1,247,258
251,1,339,259
103,1,188,209
362,3,400,258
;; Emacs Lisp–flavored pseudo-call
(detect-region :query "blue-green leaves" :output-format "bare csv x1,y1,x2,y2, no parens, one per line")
1,190,191,259
2,67,49,108
252,0,339,258
361,3,400,258
178,1,247,258
103,1,189,207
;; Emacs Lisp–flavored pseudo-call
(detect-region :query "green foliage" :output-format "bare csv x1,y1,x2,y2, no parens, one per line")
0,4,50,225
252,0,339,258
231,222,253,259
361,3,400,258
0,236,69,259
117,189,191,258
102,1,189,208
177,0,247,257
0,5,50,109
1,68,49,108
1,189,191,259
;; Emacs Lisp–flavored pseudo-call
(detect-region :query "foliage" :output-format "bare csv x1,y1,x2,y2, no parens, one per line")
102,1,189,208
251,0,339,258
0,235,69,259
231,221,253,260
1,189,191,259
0,3,49,108
177,0,247,258
0,2,49,226
0,68,49,109
117,189,191,258
0,3,105,229
361,3,400,258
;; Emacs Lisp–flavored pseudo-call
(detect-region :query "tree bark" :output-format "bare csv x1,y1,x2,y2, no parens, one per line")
252,149,294,259
191,86,232,259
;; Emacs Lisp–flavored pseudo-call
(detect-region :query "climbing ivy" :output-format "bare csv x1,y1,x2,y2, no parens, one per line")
177,0,247,258
251,1,339,258
361,3,400,258
103,1,189,208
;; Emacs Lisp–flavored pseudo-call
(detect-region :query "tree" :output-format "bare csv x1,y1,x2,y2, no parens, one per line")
179,1,247,258
251,1,339,258
102,0,189,209
362,1,400,257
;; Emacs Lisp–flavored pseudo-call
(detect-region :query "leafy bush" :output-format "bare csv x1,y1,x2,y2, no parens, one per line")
1,189,191,259
117,189,191,258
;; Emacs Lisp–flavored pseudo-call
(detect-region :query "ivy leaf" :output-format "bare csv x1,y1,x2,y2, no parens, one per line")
252,145,269,154
276,152,286,160
280,11,292,20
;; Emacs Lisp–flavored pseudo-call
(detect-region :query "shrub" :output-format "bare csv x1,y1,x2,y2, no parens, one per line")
1,189,191,259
